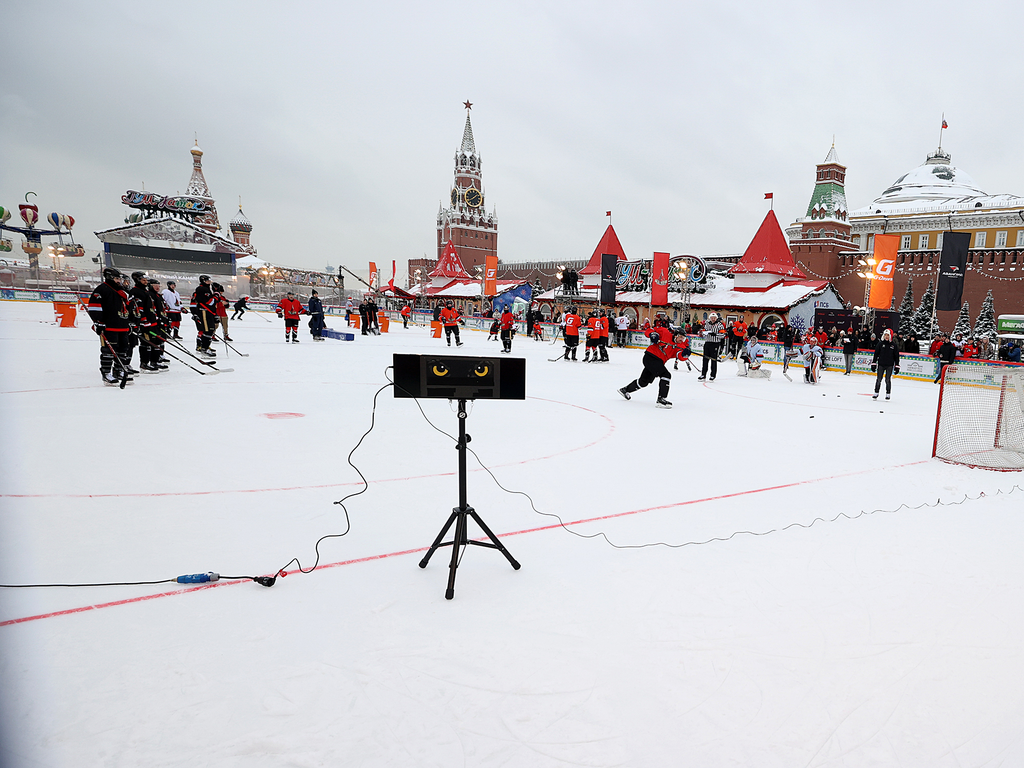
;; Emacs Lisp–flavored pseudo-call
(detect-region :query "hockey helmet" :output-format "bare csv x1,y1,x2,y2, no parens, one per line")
131,271,147,282
102,267,122,280
649,331,661,343
199,274,211,282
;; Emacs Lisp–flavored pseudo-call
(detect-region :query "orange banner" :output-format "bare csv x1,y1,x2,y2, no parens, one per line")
484,254,497,297
368,261,378,290
868,234,899,309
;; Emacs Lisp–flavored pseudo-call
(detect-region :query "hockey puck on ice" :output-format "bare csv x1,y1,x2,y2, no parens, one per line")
809,415,814,418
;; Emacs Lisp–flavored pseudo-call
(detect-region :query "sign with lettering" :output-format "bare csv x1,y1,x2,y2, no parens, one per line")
121,190,210,216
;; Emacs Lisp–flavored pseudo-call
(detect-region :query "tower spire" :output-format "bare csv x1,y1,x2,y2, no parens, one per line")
185,141,221,233
461,110,476,154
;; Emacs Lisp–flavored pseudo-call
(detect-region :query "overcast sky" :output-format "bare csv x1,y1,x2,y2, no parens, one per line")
3,0,1022,285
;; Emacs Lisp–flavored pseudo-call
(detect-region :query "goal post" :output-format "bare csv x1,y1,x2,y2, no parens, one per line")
933,363,1024,471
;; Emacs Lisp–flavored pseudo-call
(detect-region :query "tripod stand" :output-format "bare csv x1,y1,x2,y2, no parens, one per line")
419,398,520,599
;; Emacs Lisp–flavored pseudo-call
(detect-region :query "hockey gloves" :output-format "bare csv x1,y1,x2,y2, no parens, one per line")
92,323,105,336
870,364,877,373
894,366,900,375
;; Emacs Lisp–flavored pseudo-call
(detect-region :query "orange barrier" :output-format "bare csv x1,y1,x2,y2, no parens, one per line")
54,302,77,328
350,314,360,329
430,320,442,338
377,312,389,333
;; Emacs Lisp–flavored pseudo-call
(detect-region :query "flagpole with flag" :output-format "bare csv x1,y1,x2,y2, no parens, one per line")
764,192,773,211
938,115,948,151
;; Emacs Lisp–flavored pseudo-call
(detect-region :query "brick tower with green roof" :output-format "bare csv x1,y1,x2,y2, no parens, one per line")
800,144,851,241
788,144,857,285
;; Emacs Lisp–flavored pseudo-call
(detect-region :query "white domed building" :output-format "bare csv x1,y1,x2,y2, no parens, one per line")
789,144,1024,331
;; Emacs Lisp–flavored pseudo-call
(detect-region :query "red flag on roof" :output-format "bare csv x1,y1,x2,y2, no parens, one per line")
606,211,611,216
764,193,773,199
942,119,948,129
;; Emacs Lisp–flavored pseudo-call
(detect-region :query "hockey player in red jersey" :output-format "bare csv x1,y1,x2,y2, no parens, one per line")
562,307,582,361
276,292,306,343
617,328,688,408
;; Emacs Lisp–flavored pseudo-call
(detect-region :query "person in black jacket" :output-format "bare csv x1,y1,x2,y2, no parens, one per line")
842,330,858,375
934,334,957,383
308,290,325,341
903,334,920,354
871,329,900,400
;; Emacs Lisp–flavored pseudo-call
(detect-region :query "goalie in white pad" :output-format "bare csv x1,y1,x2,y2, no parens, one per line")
737,334,771,379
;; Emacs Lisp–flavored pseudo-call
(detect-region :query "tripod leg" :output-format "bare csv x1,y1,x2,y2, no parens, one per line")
445,508,469,600
468,509,521,570
419,509,459,568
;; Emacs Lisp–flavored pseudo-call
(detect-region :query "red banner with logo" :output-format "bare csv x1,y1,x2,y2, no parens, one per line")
368,262,378,291
651,251,670,306
868,235,898,309
484,254,497,297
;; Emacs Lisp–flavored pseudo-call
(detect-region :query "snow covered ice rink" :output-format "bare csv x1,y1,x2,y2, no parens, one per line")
2,300,1023,768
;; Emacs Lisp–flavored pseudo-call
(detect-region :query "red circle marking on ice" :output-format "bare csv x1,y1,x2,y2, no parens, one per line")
261,412,305,419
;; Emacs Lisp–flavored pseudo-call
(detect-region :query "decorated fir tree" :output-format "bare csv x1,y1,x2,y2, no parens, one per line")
911,279,940,339
952,301,972,338
897,277,914,335
973,290,997,342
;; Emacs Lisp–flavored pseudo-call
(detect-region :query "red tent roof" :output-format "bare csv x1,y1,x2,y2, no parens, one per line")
728,210,807,279
579,224,628,274
429,240,473,280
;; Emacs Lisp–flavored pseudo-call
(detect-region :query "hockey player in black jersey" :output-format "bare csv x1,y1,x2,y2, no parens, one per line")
87,267,134,386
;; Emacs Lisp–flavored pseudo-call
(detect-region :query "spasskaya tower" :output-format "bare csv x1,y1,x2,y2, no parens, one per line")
436,101,498,272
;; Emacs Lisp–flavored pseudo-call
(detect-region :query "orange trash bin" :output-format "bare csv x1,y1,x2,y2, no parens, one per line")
54,302,77,328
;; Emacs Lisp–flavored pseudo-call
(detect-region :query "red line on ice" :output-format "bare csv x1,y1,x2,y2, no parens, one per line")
0,459,927,628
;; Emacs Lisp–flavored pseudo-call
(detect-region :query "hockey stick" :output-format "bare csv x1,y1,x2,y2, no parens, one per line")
161,346,233,375
213,333,249,357
99,332,131,389
154,332,219,366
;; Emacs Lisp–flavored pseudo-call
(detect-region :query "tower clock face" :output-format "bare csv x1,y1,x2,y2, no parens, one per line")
465,188,482,208
451,189,459,206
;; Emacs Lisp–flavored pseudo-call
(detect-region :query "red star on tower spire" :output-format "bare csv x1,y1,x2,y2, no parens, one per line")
463,100,473,110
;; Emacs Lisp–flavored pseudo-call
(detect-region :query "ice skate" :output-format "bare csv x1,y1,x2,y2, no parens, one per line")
872,393,879,399
885,394,891,400
656,397,672,409
617,387,631,400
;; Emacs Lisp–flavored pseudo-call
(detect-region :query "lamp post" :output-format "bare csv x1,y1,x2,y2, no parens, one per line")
856,256,876,333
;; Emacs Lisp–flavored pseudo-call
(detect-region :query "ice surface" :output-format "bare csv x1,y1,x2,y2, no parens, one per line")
2,301,1023,767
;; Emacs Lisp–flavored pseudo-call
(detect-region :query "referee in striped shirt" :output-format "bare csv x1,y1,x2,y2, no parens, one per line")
698,312,726,381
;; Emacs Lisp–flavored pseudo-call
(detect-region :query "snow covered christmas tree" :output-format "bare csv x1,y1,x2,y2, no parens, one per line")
973,290,997,343
952,301,972,338
912,279,940,339
897,277,915,336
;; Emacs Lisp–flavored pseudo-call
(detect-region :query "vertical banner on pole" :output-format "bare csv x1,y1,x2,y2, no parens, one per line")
387,260,396,291
868,234,899,309
368,262,378,292
600,253,617,304
936,231,971,311
484,254,497,297
651,251,670,306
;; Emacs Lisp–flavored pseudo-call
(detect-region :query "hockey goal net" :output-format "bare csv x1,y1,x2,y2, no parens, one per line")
933,364,1024,471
